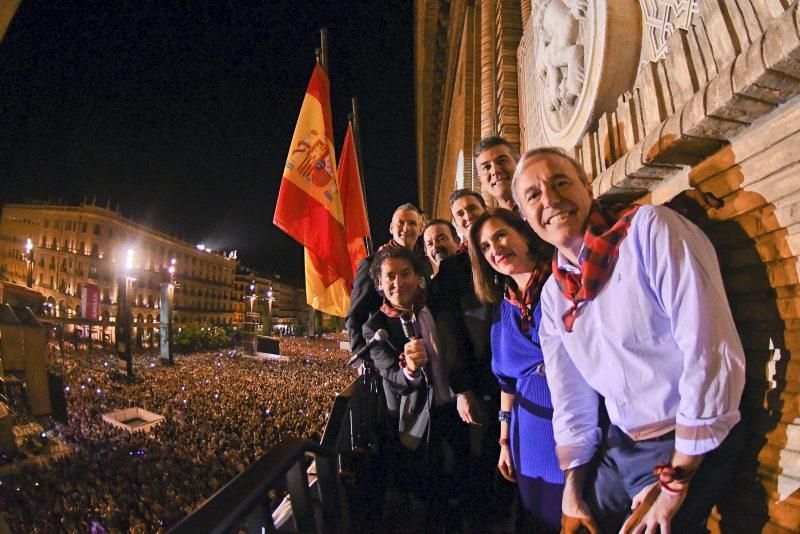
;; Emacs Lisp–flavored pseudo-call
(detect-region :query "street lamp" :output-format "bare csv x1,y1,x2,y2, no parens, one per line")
159,258,177,365
168,258,176,280
266,286,275,336
116,248,136,377
24,238,34,288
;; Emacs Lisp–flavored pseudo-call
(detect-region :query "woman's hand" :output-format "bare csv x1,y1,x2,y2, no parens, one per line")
497,441,516,482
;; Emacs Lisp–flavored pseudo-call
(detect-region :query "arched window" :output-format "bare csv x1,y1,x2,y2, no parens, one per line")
456,149,465,190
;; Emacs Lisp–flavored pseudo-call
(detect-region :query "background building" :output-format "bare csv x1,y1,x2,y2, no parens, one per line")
0,202,239,342
416,1,800,530
233,267,308,334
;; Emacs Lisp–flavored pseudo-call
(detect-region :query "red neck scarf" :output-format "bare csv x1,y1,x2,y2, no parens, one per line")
551,202,640,332
380,293,427,319
504,260,550,333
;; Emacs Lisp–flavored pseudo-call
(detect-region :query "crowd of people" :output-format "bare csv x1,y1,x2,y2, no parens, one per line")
0,336,355,533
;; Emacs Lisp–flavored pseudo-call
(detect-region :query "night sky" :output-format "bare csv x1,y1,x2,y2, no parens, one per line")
0,1,417,281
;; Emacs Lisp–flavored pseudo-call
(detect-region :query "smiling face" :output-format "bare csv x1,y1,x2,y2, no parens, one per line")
389,208,422,249
477,217,536,278
476,145,517,205
423,223,459,266
378,257,420,309
450,195,486,237
514,153,593,261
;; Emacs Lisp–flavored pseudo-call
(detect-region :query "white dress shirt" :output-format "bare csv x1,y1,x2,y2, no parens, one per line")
539,205,745,470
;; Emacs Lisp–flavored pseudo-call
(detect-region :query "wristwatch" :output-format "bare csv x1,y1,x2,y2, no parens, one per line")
498,410,511,423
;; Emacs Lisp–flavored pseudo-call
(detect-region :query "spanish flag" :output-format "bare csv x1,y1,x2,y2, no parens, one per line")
339,122,371,276
274,63,352,316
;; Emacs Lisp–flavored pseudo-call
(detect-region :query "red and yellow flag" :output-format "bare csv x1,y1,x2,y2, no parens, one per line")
338,123,371,276
274,63,352,316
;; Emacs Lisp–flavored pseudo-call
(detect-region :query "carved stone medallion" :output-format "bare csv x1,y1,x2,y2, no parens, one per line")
518,0,642,150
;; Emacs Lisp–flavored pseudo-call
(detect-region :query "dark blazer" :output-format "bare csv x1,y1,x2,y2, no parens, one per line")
428,252,497,397
363,310,432,449
345,255,381,354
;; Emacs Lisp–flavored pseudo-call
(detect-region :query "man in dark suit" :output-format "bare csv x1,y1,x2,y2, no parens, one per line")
423,218,488,421
345,203,429,355
362,245,467,531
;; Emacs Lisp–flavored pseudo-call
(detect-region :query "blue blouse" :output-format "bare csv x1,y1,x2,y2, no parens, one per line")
491,299,563,484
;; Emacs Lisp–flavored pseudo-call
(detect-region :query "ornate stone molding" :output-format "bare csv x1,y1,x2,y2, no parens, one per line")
639,0,700,62
518,0,642,150
593,5,800,200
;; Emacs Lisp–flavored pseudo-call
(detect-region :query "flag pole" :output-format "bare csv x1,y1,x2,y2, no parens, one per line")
350,97,373,255
319,28,329,74
308,28,331,334
306,30,331,335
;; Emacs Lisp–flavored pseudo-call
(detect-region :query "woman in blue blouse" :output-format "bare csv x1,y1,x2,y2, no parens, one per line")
468,209,563,532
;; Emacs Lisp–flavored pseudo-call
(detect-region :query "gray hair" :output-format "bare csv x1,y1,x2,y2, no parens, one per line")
510,146,590,208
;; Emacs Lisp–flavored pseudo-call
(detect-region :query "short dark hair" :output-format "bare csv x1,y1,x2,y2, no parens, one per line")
467,209,553,304
369,246,424,290
473,136,519,161
448,188,487,209
422,219,458,242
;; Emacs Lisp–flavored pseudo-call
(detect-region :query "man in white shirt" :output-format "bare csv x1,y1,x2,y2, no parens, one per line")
512,146,746,533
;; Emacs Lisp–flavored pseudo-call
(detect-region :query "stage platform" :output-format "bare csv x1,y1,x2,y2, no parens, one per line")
102,407,164,433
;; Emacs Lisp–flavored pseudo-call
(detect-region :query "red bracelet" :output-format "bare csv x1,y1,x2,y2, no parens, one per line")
653,462,692,496
498,438,510,447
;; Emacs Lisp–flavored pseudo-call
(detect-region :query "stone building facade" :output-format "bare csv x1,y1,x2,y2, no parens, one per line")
416,1,800,531
0,203,239,333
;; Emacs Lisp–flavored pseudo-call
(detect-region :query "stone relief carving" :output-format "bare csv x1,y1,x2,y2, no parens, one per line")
518,0,642,150
639,0,699,62
538,0,587,126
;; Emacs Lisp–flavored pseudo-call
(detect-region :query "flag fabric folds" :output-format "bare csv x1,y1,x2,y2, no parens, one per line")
304,249,351,317
273,63,358,317
338,122,371,276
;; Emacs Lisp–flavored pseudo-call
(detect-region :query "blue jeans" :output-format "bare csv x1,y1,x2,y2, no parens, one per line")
585,420,746,533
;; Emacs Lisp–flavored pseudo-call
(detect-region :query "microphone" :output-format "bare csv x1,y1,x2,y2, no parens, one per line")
400,313,431,413
400,313,418,340
347,329,389,367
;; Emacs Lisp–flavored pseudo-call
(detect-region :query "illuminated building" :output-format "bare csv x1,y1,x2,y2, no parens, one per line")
233,267,307,334
0,202,238,335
